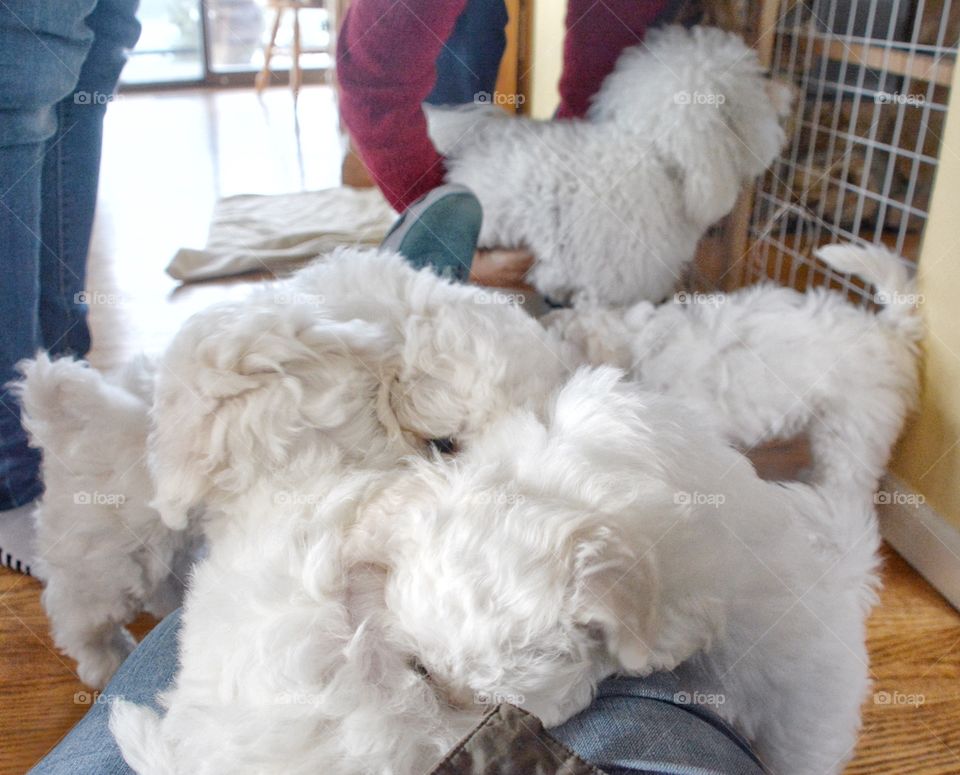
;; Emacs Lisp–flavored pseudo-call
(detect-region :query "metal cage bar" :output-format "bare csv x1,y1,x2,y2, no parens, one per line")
742,0,958,300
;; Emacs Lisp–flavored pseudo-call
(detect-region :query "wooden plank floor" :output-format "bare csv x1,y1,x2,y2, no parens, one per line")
2,87,959,774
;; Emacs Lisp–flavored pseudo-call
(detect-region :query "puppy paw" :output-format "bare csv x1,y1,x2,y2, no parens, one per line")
109,700,173,774
76,627,138,688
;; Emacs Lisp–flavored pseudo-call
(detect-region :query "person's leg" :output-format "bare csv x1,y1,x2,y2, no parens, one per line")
29,609,181,774
39,0,141,357
556,0,674,119
0,0,98,532
379,0,506,282
27,609,763,774
0,0,140,573
380,183,483,282
549,674,767,774
425,0,508,106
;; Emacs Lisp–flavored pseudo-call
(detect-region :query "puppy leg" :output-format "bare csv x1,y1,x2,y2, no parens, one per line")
801,353,918,499
142,561,188,620
41,567,140,688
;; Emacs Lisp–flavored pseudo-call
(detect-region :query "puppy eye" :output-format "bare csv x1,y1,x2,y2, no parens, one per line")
409,658,430,679
428,438,458,455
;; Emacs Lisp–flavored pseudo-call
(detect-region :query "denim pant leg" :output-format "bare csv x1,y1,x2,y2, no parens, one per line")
549,675,767,775
0,0,139,510
39,0,141,357
425,0,508,106
29,612,764,774
0,0,96,509
30,609,182,775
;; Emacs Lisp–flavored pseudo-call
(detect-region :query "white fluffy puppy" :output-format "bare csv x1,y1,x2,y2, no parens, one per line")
368,369,881,775
147,247,567,533
110,250,573,775
14,354,198,688
112,369,879,775
427,26,793,305
111,447,480,775
546,244,922,497
17,248,565,688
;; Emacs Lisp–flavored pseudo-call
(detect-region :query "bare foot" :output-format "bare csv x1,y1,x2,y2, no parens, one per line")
469,249,535,289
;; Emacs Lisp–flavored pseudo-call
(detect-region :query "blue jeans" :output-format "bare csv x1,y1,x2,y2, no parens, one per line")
0,0,140,510
551,675,766,774
30,610,181,774
31,609,765,775
425,0,507,106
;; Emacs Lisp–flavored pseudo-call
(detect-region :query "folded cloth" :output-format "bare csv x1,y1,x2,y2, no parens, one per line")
167,187,397,283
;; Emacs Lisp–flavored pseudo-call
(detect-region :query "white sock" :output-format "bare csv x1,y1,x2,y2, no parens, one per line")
0,502,38,576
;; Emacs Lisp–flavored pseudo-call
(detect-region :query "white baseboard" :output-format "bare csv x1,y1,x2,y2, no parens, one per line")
877,474,960,611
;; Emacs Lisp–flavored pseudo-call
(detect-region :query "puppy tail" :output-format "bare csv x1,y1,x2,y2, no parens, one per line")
815,244,922,340
110,700,179,775
11,353,96,444
12,352,147,458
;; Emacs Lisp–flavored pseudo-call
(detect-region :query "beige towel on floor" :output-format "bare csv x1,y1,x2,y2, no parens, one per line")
167,187,397,282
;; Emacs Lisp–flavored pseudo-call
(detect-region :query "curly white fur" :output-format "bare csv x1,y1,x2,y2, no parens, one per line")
16,247,911,774
427,26,793,305
13,355,199,688
145,248,567,532
16,249,565,688
110,367,881,775
545,244,922,498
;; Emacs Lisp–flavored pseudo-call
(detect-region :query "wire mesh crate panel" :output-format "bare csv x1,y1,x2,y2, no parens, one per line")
742,0,959,301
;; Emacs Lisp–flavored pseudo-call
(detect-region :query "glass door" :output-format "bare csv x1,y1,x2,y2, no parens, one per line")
121,0,333,88
122,0,205,84
207,0,333,76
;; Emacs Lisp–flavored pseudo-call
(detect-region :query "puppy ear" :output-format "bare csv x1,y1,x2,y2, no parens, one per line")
150,303,390,528
658,83,788,228
570,524,660,674
546,370,703,674
673,131,742,227
390,305,501,441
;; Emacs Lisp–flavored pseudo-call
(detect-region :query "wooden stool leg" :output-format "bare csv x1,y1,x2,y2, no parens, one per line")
291,5,303,98
256,6,284,93
325,0,340,84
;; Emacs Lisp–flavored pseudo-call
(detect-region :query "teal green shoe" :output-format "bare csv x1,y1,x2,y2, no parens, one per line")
381,184,482,283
